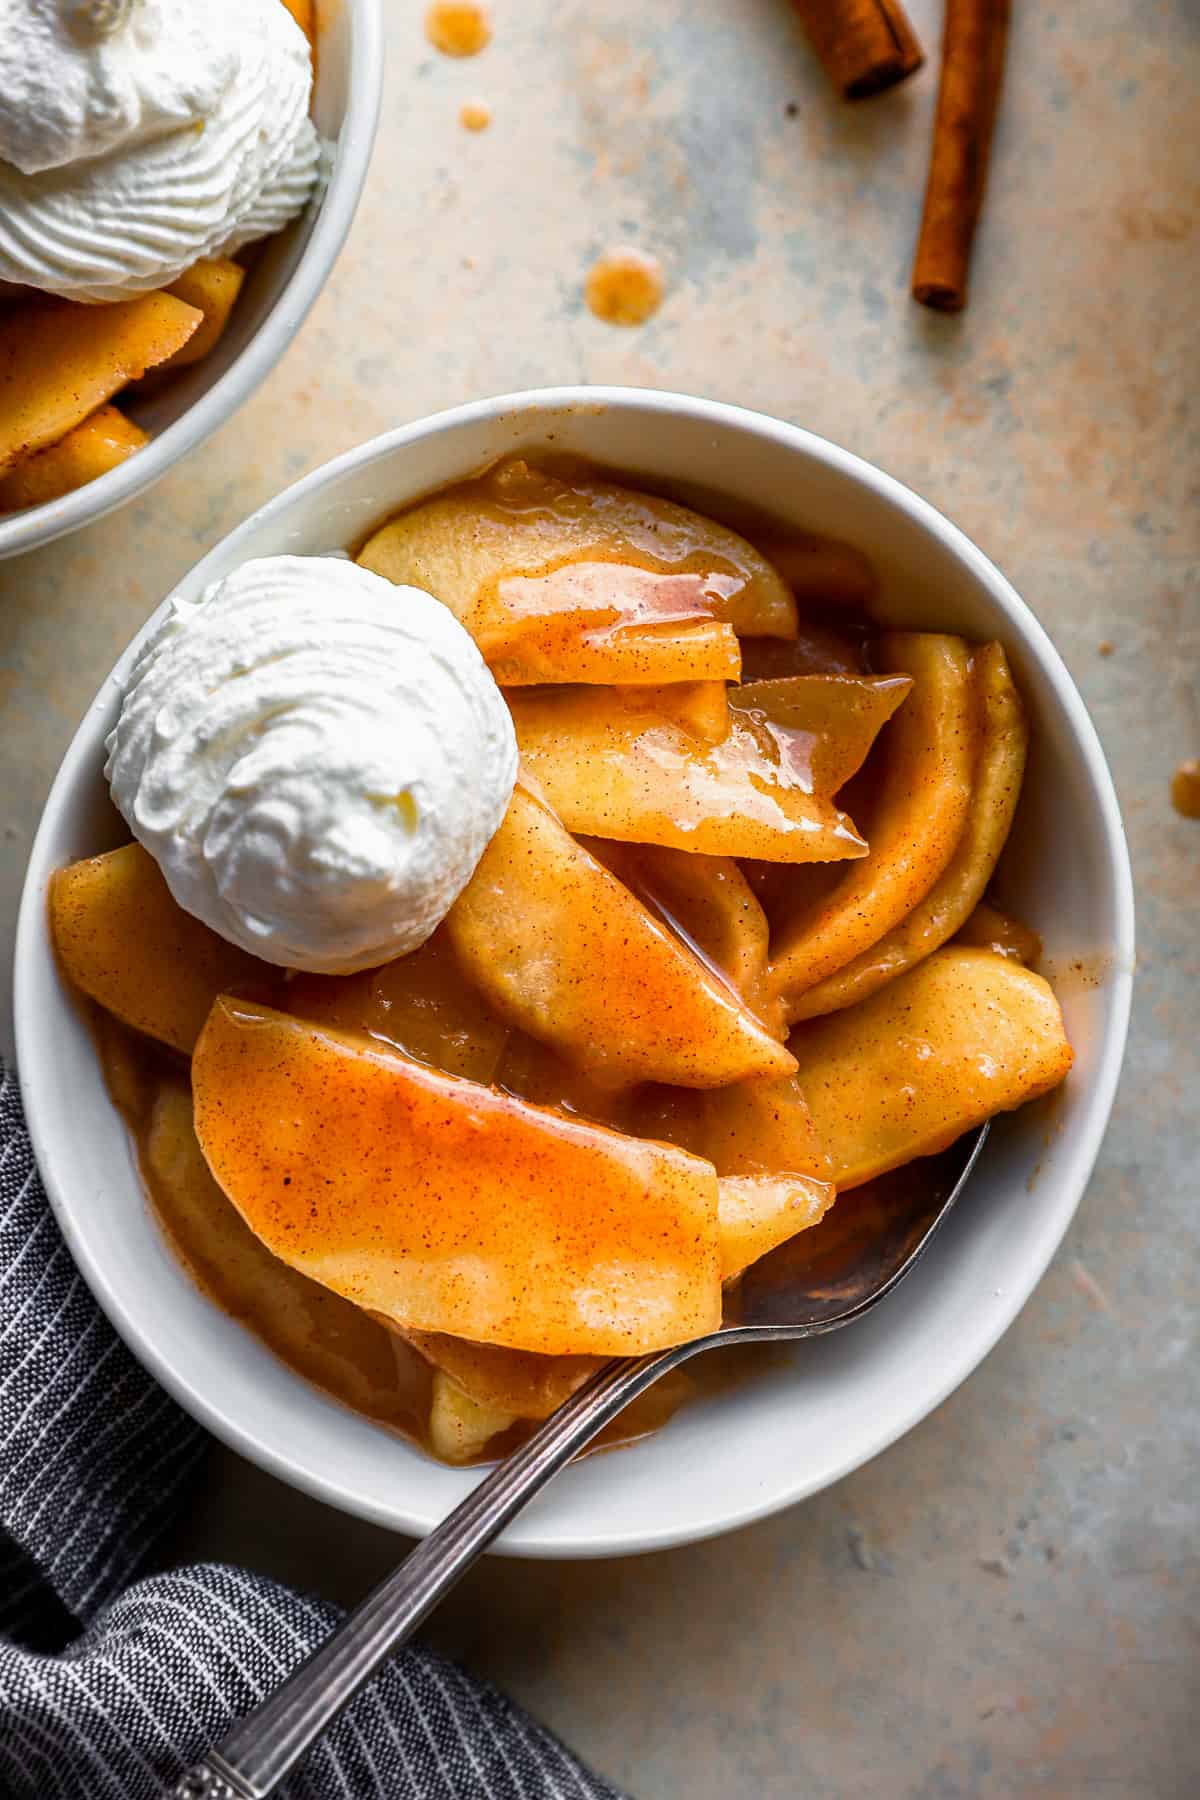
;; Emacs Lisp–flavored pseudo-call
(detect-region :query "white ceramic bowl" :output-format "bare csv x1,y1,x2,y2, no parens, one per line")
0,1,382,562
14,389,1135,1557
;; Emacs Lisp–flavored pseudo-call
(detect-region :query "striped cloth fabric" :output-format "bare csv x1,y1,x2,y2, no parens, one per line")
0,1063,628,1800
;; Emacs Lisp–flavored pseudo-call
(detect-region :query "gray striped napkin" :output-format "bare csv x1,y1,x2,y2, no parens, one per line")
0,1062,629,1800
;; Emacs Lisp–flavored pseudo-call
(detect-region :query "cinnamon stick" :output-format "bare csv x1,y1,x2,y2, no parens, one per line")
912,0,1011,312
792,0,924,101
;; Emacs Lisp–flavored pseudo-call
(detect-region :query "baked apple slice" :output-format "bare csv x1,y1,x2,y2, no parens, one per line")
788,642,1029,1019
581,839,776,1029
769,634,976,1010
50,843,273,1054
633,1072,836,1278
161,257,246,368
508,674,911,863
0,404,147,511
357,458,796,684
446,786,795,1087
405,1330,603,1422
277,928,510,1084
192,998,723,1356
0,293,201,471
718,1174,837,1281
789,947,1073,1189
481,569,743,686
429,1376,516,1464
954,899,1041,965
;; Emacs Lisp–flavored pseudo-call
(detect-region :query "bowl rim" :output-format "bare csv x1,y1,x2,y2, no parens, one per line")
0,0,385,563
14,386,1136,1556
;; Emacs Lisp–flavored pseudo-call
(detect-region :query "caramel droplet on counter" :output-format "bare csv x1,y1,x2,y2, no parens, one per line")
425,1,491,56
459,99,492,130
585,248,665,327
1170,759,1200,818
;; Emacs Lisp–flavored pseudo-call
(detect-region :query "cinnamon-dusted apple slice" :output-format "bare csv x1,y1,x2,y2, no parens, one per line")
789,948,1073,1190
50,843,274,1054
483,571,743,686
583,838,777,1030
634,1074,836,1277
162,257,246,368
754,534,878,613
357,458,796,683
0,293,201,471
509,674,911,863
192,998,723,1356
717,1175,837,1282
0,405,147,511
446,786,795,1087
769,634,976,1010
406,1331,604,1422
954,899,1041,965
607,680,732,744
278,928,510,1084
788,642,1028,1020
429,1377,517,1465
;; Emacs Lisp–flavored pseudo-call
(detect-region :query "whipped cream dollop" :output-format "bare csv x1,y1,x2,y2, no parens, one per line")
106,556,519,975
0,0,320,302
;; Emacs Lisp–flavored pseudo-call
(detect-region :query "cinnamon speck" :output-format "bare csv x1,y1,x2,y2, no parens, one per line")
1097,640,1114,656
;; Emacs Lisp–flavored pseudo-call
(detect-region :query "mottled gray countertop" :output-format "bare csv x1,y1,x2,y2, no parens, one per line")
1,2,1196,1794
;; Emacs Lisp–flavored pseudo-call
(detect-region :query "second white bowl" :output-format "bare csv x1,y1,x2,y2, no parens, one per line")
0,0,383,561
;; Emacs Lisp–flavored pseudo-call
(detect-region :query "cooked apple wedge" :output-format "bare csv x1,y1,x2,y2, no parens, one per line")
769,634,976,1011
0,404,147,511
509,674,910,863
0,293,201,471
789,643,1029,1019
754,534,878,613
605,681,732,745
634,1072,836,1276
277,928,510,1084
446,786,795,1086
481,568,743,686
50,843,273,1054
789,948,1073,1189
357,458,796,683
405,1330,603,1422
162,257,246,368
699,1072,834,1181
954,899,1042,965
429,1375,517,1464
192,998,723,1355
718,1175,837,1281
582,839,776,1028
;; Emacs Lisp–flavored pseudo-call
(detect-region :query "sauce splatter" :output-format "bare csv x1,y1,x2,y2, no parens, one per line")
425,1,491,57
1170,759,1200,818
585,247,665,327
459,99,492,131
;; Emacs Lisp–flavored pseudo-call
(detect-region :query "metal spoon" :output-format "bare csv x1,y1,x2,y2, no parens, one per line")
173,1122,989,1800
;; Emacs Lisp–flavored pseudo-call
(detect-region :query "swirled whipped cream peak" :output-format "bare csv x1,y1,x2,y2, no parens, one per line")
0,0,321,302
105,556,519,976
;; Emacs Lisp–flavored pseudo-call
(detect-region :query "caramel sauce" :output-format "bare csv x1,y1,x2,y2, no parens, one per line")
459,100,492,131
1170,759,1200,818
585,248,665,327
424,2,491,57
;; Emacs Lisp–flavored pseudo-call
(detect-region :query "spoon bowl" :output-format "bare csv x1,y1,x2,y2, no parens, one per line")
178,1123,989,1799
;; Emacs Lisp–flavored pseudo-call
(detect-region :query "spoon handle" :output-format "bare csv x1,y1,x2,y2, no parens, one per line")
172,1344,689,1800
